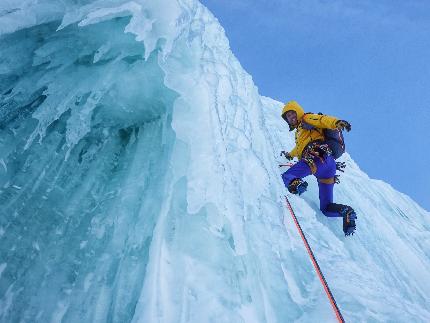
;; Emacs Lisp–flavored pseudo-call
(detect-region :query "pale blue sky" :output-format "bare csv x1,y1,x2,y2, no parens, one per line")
202,0,430,210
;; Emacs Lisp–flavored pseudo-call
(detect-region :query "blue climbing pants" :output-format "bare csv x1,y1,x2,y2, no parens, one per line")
282,155,341,217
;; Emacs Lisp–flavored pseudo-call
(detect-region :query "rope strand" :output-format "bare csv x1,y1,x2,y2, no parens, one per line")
285,195,345,323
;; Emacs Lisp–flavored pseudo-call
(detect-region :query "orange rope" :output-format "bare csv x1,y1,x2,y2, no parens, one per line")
285,196,345,323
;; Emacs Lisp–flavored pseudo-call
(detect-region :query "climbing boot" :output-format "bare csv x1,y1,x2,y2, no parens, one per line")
341,206,357,236
326,203,357,236
288,178,308,195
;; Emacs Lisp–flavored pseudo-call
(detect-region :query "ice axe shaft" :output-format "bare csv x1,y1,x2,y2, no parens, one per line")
278,163,295,167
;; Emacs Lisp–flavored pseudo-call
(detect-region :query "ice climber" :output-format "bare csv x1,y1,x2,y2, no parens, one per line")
280,101,357,236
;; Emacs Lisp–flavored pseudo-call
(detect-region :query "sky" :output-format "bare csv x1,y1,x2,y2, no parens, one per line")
201,0,430,211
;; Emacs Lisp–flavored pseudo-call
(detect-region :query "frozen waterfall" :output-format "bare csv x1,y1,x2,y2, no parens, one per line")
1,0,429,322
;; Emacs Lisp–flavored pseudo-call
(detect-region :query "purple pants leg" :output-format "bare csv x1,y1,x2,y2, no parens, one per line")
282,155,341,217
281,160,312,185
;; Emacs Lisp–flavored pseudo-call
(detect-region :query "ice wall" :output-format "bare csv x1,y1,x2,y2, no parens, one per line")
1,0,429,322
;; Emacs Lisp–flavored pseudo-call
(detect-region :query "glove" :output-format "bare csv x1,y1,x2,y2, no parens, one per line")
280,151,293,160
335,120,351,132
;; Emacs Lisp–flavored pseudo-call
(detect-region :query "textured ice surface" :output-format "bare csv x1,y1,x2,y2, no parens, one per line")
1,0,429,322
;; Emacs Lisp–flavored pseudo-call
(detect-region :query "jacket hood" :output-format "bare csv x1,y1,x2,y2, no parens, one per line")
282,101,305,130
282,101,305,121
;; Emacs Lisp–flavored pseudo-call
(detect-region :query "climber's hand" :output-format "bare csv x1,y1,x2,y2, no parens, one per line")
280,151,293,160
336,120,351,132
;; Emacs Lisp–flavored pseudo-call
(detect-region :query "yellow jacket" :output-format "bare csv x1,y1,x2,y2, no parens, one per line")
282,101,339,159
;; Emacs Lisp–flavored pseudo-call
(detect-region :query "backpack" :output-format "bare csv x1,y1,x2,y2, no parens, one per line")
301,113,346,160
